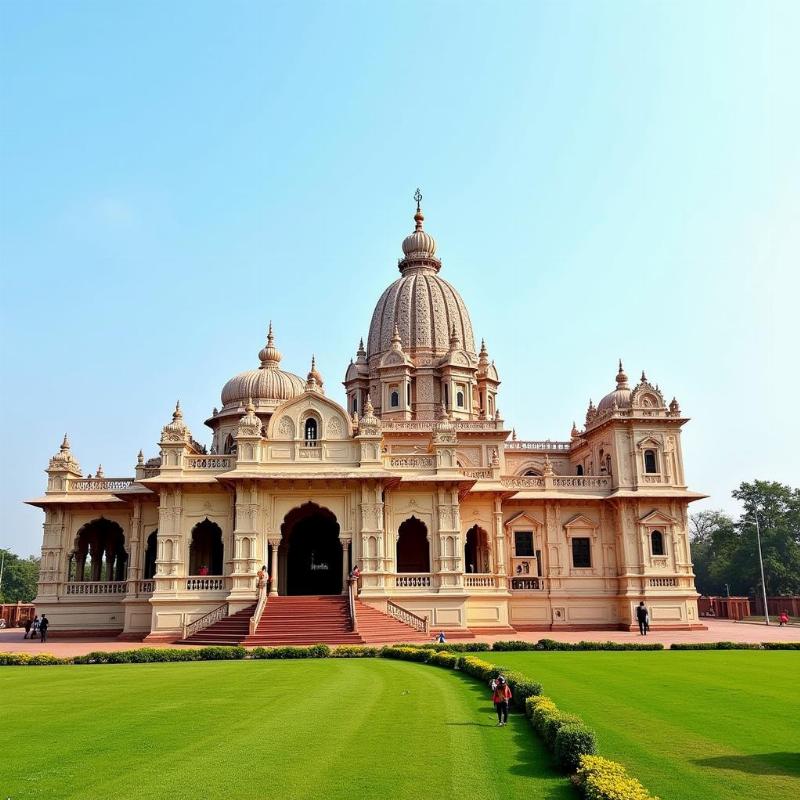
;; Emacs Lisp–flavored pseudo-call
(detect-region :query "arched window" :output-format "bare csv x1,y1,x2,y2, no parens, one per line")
456,390,465,408
143,530,158,579
406,383,411,406
576,464,584,476
605,455,612,476
443,384,449,406
396,517,430,573
644,449,658,474
651,530,665,556
70,518,128,582
351,396,357,413
524,469,541,477
390,390,399,408
464,525,490,573
223,433,237,455
304,418,318,445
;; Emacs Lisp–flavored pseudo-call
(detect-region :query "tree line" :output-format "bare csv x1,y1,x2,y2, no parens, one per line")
690,480,800,597
0,549,39,604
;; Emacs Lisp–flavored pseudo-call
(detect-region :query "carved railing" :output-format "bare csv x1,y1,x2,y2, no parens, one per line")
298,446,322,459
509,577,545,591
461,468,493,480
649,577,678,587
385,455,436,469
552,476,611,489
184,455,234,470
465,574,499,588
129,579,154,596
387,600,428,633
186,577,225,591
500,476,545,489
70,478,134,492
248,580,269,635
183,603,228,639
505,440,571,452
641,475,668,484
346,578,358,634
64,581,127,595
143,467,161,478
381,420,502,433
394,574,432,588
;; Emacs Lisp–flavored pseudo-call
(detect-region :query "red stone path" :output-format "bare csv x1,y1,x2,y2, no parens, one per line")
2,618,797,658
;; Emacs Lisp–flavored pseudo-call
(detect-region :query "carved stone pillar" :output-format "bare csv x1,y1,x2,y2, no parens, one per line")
268,540,279,596
493,496,506,576
436,485,465,593
340,538,351,595
229,481,259,599
358,481,387,595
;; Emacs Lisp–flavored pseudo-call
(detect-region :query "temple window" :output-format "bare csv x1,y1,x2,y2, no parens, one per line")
456,390,465,408
390,389,399,408
406,382,411,406
514,531,534,557
571,537,591,568
651,530,665,556
576,464,584,476
304,418,318,444
644,449,658,474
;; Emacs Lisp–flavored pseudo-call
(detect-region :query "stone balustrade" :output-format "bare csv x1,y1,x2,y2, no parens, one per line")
186,577,226,591
505,440,571,452
384,455,436,470
509,577,546,591
464,574,500,589
648,577,679,587
394,574,432,589
184,455,234,470
64,581,127,595
69,478,134,492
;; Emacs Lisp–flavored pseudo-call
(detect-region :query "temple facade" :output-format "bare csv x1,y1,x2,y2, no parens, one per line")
28,195,705,640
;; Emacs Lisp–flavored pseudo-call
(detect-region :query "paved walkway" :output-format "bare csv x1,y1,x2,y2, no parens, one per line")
1,618,797,657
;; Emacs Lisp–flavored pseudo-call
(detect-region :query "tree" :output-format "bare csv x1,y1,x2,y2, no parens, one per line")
690,481,800,597
0,549,40,603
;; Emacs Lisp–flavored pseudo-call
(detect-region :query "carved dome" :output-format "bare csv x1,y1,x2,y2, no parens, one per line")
221,324,305,407
597,360,632,413
367,197,476,360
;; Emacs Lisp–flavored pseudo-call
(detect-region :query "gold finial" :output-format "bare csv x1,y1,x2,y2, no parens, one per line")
414,187,422,211
413,188,424,231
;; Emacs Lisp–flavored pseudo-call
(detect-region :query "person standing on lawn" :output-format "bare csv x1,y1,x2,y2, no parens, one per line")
636,601,649,635
492,676,512,727
39,614,49,643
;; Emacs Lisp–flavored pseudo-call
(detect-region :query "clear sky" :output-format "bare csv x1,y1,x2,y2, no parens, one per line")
1,1,798,555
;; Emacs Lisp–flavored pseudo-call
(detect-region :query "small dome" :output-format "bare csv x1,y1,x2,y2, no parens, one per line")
221,325,304,407
402,210,437,259
597,359,632,412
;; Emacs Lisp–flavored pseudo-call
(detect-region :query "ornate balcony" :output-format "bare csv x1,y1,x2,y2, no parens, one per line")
394,574,432,589
64,581,127,595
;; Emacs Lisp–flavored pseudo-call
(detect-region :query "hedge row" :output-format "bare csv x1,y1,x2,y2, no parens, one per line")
670,642,762,650
575,755,658,800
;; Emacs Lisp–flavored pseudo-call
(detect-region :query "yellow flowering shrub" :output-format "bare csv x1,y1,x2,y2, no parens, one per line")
576,755,659,800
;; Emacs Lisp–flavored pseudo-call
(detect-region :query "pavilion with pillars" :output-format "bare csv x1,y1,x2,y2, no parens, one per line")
27,193,705,641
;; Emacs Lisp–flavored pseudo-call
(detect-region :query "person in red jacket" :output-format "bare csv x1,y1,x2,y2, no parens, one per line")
779,611,790,626
492,676,512,727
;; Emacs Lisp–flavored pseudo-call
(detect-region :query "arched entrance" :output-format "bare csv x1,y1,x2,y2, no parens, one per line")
279,503,342,595
68,518,127,582
189,519,224,575
396,516,430,573
464,525,491,573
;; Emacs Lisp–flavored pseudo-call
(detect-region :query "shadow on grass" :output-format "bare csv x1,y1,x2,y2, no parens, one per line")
694,752,800,777
444,671,573,799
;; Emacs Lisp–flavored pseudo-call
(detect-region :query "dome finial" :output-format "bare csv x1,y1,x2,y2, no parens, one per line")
616,359,628,388
259,322,282,368
413,187,423,230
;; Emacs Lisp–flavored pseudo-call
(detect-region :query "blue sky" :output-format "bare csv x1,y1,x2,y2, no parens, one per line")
1,1,798,555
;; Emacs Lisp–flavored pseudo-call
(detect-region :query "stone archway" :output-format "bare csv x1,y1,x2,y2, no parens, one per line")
279,503,342,595
69,518,127,582
464,525,491,573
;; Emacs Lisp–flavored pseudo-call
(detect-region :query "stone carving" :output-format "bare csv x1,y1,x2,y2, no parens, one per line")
277,416,294,439
327,416,343,439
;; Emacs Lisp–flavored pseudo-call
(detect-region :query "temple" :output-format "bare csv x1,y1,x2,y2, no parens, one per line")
27,193,705,641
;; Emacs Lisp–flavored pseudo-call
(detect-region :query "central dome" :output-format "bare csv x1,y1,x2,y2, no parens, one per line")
367,198,476,360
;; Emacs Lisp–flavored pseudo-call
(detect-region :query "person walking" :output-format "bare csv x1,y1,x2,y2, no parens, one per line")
23,618,32,639
39,614,49,644
30,615,40,640
492,675,512,727
636,602,649,636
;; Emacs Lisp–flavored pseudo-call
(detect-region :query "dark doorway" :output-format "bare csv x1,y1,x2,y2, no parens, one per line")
464,525,490,573
143,530,158,579
189,519,224,575
397,516,430,573
281,503,342,595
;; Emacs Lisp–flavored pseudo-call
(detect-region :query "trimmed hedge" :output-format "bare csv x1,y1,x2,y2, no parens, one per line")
575,754,660,800
669,642,761,650
379,646,433,663
393,642,491,652
761,642,800,650
250,644,330,659
536,639,665,652
554,723,597,771
492,640,540,651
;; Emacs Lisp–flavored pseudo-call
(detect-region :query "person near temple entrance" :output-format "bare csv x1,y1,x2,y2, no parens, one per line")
23,618,32,639
198,564,209,576
492,676,512,727
39,614,49,643
636,602,649,636
257,564,267,588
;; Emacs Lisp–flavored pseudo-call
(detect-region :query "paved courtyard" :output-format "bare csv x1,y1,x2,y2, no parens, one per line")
1,617,797,657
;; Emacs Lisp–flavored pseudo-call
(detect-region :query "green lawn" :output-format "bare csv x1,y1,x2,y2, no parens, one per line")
0,659,572,800
490,651,800,800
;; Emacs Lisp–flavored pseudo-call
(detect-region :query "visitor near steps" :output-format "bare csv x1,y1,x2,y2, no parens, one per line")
491,676,512,726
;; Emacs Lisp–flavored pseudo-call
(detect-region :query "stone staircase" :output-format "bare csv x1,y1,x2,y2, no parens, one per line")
182,596,424,647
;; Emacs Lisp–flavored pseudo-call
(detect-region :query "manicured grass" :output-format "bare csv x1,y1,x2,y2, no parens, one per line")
490,651,800,800
0,659,572,800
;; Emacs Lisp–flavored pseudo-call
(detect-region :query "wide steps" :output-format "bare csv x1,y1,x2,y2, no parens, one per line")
181,596,423,646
